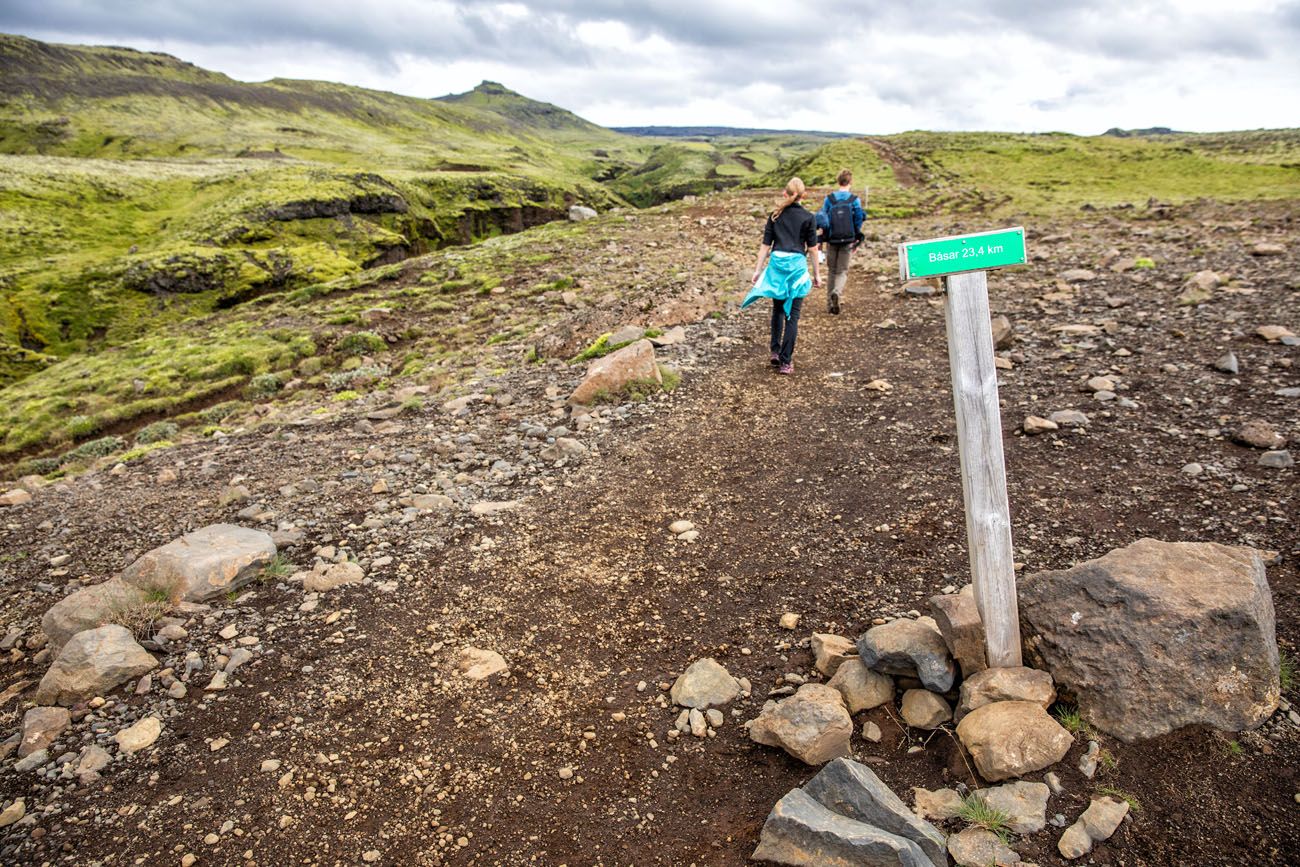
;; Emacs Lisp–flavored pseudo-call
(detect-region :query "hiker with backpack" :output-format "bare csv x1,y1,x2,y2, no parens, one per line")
743,177,821,375
819,169,866,314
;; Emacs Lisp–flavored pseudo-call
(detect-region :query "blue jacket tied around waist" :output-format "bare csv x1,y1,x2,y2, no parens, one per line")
742,251,811,317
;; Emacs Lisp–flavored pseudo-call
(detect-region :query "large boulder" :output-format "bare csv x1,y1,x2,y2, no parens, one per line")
670,658,740,709
752,789,936,867
800,759,947,866
42,577,150,652
857,618,956,693
35,625,158,706
749,684,853,765
955,701,1072,782
1019,539,1280,742
956,667,1056,722
569,339,660,406
120,524,275,602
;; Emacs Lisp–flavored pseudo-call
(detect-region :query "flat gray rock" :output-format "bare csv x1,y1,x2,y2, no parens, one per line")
752,789,937,867
119,524,275,603
801,758,947,866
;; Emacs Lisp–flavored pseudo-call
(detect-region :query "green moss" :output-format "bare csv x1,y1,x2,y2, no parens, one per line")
338,331,387,356
1134,257,1156,269
333,389,361,402
135,420,178,444
120,440,173,461
245,372,283,399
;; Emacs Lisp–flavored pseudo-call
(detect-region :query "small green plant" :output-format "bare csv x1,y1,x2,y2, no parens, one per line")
1133,257,1156,269
400,397,423,413
338,331,387,356
1097,748,1119,773
659,365,681,393
66,435,124,462
1053,704,1095,739
333,390,361,402
108,587,172,641
957,794,1014,844
1280,650,1294,692
1096,786,1142,813
245,373,283,399
259,553,293,582
135,420,178,444
1223,739,1245,758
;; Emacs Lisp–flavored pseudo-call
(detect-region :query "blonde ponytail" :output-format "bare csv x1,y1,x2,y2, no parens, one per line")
771,177,806,221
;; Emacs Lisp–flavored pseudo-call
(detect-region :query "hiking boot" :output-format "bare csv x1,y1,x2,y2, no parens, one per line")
777,363,794,375
769,352,780,365
829,293,841,315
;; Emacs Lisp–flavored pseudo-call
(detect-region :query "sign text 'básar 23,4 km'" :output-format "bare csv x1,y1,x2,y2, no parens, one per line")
898,227,1027,280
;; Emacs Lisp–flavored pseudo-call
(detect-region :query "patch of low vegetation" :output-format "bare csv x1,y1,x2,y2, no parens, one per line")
259,553,293,583
957,793,1015,844
1053,704,1097,740
1280,650,1294,692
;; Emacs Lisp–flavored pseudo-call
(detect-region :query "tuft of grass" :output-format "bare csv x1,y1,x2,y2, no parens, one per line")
107,587,172,641
1054,704,1096,740
957,794,1014,844
658,365,681,393
1096,786,1142,813
1222,739,1245,759
1133,257,1156,269
259,553,293,583
332,390,361,402
1280,651,1294,693
1097,748,1119,774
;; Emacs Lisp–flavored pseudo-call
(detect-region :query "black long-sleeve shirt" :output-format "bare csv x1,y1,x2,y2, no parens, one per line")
762,203,818,253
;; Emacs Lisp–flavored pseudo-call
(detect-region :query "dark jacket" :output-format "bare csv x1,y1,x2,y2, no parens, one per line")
763,203,818,253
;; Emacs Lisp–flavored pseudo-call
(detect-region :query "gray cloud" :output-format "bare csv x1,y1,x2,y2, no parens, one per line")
2,0,1298,132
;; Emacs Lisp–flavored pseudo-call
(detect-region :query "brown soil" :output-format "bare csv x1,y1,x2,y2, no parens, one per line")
0,196,1296,866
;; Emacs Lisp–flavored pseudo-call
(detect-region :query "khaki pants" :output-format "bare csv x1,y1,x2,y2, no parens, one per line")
825,243,852,304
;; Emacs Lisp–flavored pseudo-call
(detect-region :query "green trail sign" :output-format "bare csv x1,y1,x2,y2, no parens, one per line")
898,227,1027,281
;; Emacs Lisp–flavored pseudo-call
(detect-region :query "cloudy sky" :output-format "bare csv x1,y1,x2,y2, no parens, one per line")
3,0,1299,134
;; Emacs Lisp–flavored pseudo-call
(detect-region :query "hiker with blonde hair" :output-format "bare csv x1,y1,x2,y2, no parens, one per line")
743,177,820,375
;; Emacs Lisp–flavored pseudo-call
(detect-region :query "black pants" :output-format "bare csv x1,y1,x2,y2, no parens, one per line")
770,297,803,365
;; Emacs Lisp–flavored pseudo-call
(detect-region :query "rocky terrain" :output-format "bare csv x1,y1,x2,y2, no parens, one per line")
0,189,1297,865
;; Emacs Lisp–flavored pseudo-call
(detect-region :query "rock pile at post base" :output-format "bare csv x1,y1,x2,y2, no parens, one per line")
752,758,945,866
1019,538,1280,742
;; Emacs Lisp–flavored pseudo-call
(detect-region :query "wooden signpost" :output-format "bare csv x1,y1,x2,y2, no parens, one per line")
899,227,1028,669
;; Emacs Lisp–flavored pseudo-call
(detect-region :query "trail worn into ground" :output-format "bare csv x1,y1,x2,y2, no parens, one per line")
0,197,1297,866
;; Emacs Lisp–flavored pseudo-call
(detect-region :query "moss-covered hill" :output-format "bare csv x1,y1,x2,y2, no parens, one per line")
752,131,1300,216
0,34,822,390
